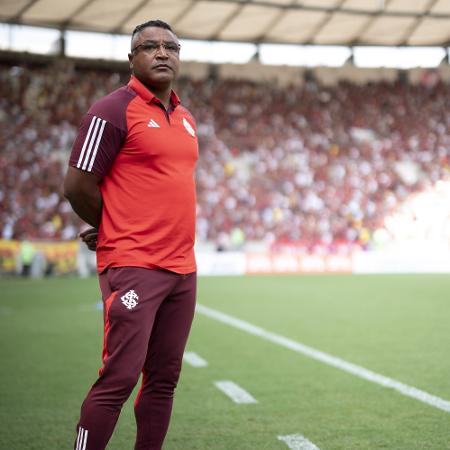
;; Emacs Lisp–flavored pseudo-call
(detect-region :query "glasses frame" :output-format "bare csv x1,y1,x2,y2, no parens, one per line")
131,40,181,55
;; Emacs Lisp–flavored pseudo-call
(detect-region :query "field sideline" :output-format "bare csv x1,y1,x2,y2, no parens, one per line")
1,274,449,449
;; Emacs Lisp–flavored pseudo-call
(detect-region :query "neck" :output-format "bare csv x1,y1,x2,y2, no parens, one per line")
145,82,172,109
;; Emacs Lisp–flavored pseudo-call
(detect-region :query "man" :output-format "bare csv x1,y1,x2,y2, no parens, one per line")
64,20,198,450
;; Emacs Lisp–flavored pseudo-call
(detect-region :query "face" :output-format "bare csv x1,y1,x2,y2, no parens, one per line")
128,26,180,90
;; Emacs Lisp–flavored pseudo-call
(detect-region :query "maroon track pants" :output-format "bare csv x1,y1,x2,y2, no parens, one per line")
74,267,196,450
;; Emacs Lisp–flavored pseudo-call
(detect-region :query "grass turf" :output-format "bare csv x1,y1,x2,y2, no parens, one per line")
0,274,449,449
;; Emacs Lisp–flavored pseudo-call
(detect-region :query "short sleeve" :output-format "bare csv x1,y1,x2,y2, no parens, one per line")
69,113,126,178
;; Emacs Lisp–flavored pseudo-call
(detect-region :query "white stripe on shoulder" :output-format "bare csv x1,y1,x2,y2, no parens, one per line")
81,117,102,171
87,119,106,172
77,116,97,169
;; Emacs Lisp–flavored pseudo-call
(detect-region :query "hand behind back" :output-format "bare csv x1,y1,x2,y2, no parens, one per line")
79,227,98,251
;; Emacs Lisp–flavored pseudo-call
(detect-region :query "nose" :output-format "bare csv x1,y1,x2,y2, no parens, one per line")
155,44,169,58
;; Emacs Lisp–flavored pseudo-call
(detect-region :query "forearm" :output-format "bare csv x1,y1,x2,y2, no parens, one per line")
63,167,103,229
66,189,103,229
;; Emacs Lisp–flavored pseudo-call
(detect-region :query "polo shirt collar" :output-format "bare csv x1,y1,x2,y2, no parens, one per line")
128,75,180,108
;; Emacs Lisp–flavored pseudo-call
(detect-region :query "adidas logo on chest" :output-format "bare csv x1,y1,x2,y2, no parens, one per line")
147,119,160,128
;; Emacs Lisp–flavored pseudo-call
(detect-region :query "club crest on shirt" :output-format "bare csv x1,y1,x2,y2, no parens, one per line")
183,117,195,137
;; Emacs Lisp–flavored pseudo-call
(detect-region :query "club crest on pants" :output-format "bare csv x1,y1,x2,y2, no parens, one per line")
121,290,139,309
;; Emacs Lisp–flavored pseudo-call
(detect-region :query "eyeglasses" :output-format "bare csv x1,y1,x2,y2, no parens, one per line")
131,40,181,55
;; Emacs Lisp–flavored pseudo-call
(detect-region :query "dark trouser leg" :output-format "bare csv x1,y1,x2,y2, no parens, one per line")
134,272,197,450
74,268,180,450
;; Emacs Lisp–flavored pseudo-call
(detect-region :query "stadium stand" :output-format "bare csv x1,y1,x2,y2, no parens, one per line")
1,59,450,253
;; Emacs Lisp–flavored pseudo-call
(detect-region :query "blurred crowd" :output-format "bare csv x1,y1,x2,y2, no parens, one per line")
1,61,449,251
0,62,124,242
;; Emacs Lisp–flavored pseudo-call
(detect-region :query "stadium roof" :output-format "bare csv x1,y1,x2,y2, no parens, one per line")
2,0,450,47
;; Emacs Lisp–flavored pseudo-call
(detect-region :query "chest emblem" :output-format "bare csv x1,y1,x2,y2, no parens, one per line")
147,119,160,128
183,117,195,137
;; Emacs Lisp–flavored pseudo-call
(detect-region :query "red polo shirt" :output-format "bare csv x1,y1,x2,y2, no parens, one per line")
69,76,198,274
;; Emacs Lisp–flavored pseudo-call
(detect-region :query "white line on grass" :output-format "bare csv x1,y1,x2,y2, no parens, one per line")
196,304,450,413
214,380,258,404
183,351,208,367
278,434,320,450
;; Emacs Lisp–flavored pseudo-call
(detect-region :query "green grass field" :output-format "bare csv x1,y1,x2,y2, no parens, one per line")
1,274,450,450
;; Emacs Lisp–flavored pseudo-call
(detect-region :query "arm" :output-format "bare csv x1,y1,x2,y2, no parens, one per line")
66,94,128,236
64,167,103,229
66,110,125,228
